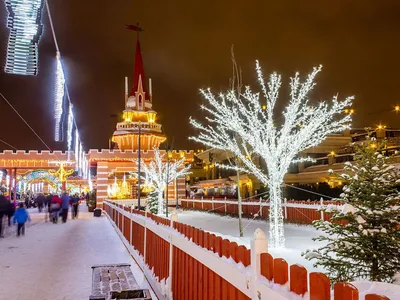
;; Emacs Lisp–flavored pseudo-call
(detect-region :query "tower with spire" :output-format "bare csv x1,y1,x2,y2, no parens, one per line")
112,36,166,150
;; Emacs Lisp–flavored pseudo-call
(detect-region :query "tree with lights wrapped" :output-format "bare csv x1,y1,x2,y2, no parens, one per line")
190,61,353,248
304,138,400,283
140,148,191,215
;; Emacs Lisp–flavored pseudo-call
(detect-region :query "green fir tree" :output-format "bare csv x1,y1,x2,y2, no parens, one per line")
146,190,159,214
304,138,400,283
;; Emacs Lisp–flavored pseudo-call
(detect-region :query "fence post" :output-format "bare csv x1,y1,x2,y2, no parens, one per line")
143,207,149,269
211,197,214,211
224,197,227,214
130,206,133,245
320,198,324,221
284,198,288,219
259,197,262,217
250,229,268,299
201,197,204,210
169,210,178,292
122,205,125,235
193,197,195,208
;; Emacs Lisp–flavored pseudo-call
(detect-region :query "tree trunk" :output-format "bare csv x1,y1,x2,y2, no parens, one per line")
157,191,164,215
269,180,285,248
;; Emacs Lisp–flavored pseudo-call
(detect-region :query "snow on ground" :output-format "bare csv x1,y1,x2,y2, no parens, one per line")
352,281,400,300
0,205,155,300
176,210,327,273
1,208,44,238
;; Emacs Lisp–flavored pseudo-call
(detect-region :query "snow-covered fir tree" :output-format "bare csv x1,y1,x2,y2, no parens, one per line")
139,148,191,215
304,138,400,282
146,190,159,214
190,61,353,248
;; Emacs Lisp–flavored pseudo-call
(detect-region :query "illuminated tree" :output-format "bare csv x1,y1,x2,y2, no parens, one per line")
140,148,191,215
190,62,353,248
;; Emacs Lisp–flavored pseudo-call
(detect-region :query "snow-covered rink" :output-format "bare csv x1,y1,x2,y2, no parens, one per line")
177,209,327,273
0,205,153,300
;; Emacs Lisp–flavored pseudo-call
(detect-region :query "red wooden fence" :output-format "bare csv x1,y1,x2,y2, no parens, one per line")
181,198,343,225
103,200,389,300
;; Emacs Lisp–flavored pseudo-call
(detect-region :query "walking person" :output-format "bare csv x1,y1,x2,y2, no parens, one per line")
36,193,45,213
0,195,9,238
45,193,52,222
50,194,62,224
60,192,71,223
13,203,31,236
7,200,15,227
71,193,80,219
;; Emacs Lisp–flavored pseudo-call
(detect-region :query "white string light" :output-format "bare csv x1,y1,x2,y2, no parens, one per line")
75,130,79,171
67,104,74,160
54,52,65,141
190,62,353,248
138,148,191,215
4,0,44,75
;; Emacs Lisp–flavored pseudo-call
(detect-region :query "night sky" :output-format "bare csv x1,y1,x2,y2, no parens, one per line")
0,1,400,151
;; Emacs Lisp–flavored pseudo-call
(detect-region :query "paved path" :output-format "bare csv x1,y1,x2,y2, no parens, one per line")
1,207,45,238
0,205,154,300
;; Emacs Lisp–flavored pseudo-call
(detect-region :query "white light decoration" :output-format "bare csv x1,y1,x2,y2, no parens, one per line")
88,170,93,191
54,52,65,141
75,129,79,171
4,0,44,75
67,104,74,160
79,142,83,176
6,175,10,188
138,148,191,215
190,62,353,248
18,181,22,191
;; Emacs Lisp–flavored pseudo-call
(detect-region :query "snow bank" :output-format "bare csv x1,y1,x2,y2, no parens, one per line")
351,281,400,300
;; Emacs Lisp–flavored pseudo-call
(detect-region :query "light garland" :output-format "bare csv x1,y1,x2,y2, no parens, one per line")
75,130,79,171
190,62,353,248
67,104,74,160
4,0,44,75
54,52,65,141
79,142,83,176
138,148,191,215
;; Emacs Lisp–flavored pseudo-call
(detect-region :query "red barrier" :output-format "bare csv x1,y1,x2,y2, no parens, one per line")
103,201,390,300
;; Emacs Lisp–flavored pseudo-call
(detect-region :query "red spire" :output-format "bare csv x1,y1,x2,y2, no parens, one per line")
131,38,148,97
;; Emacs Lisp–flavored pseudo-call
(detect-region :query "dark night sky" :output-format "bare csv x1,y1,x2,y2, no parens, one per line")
0,1,400,151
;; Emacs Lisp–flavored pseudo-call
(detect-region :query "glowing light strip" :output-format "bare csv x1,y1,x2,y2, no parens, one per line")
67,104,74,160
75,130,79,171
4,0,44,75
54,52,65,141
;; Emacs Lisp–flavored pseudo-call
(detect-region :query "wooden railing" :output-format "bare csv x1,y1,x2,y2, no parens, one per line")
181,198,343,225
103,200,389,300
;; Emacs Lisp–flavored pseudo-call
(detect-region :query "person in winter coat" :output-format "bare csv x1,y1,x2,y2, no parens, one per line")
71,193,80,219
50,195,62,224
13,202,31,236
60,192,71,223
0,195,9,238
7,201,15,227
36,193,45,213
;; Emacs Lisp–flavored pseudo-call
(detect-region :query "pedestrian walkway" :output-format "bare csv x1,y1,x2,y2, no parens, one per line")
0,205,154,300
1,207,44,238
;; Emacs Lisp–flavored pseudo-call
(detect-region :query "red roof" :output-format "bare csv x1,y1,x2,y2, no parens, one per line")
130,38,148,98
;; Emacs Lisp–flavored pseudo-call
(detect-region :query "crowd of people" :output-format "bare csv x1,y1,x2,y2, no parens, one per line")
0,191,88,238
